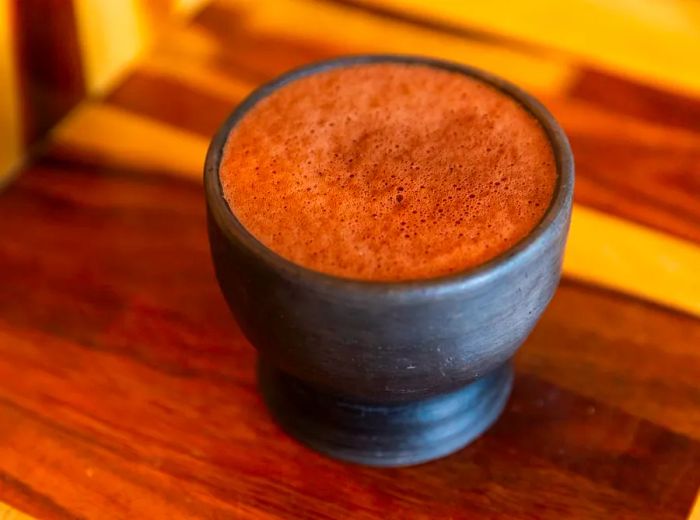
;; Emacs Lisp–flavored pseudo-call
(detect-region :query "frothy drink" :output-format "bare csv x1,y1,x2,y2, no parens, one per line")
220,63,557,281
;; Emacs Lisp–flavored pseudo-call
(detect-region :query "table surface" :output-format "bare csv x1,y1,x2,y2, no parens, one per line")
1,0,700,518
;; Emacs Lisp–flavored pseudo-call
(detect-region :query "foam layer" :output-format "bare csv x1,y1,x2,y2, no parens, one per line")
220,63,557,281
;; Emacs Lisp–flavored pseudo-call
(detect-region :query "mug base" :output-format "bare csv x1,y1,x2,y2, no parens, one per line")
258,361,513,467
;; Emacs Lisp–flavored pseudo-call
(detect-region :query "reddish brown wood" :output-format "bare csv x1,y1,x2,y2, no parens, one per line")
192,3,342,82
0,156,698,519
11,0,85,144
107,72,235,138
570,69,700,135
558,68,700,243
565,133,700,243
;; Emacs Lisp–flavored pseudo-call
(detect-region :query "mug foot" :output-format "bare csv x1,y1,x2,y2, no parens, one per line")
258,361,513,467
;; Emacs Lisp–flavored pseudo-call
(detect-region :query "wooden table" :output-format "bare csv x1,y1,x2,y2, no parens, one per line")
1,1,699,518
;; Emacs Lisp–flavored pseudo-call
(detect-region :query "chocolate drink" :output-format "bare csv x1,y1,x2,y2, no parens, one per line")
220,62,557,281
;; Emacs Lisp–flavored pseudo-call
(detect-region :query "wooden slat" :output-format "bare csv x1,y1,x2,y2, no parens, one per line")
12,0,85,145
542,95,700,245
143,24,255,102
203,0,575,95
107,70,235,137
50,102,208,180
72,0,156,93
564,206,700,317
570,68,700,135
351,0,700,95
0,504,34,520
690,493,700,520
0,2,22,180
72,0,209,95
520,280,700,441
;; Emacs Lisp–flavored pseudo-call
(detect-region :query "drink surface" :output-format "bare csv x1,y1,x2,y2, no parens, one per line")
220,63,557,281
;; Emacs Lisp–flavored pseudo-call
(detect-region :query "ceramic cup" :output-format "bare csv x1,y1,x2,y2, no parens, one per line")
204,55,574,467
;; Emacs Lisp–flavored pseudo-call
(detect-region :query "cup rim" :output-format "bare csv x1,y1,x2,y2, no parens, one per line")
204,54,574,297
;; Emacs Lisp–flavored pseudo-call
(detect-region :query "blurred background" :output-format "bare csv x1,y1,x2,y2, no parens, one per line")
1,0,698,311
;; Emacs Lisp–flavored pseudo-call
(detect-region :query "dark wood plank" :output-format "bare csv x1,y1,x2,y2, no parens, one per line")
107,71,235,137
565,132,700,244
0,157,698,518
11,0,85,144
570,68,700,135
326,0,550,54
192,3,340,82
521,280,700,441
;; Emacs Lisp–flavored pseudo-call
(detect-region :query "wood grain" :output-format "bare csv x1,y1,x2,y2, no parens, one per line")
1,0,699,517
547,86,700,244
570,69,700,135
562,206,700,317
107,70,235,137
0,151,699,519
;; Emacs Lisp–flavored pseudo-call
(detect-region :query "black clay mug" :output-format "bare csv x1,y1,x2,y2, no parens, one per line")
205,55,574,467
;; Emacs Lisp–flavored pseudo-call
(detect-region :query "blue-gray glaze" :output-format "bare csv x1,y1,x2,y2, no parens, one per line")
205,55,574,466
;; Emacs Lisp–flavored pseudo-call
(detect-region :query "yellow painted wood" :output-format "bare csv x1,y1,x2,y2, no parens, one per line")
0,2,23,181
221,0,576,95
73,0,153,93
0,503,34,520
142,25,255,102
173,0,209,15
73,0,208,95
565,205,700,317
1,0,209,178
689,490,700,520
358,0,700,95
51,102,208,179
